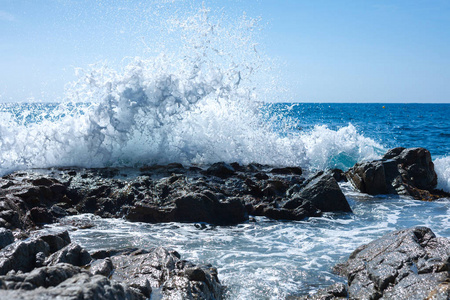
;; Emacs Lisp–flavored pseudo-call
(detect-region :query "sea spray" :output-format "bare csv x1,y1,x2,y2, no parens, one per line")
0,5,385,175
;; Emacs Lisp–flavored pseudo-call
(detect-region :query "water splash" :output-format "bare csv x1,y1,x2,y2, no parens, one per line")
0,5,384,175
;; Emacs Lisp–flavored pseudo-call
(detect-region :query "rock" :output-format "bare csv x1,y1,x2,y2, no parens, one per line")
38,231,71,253
45,243,92,267
110,246,223,299
0,238,50,275
0,271,145,300
295,172,352,213
346,147,443,200
173,193,247,225
30,207,54,224
90,258,114,277
334,227,450,300
0,228,14,250
270,167,303,175
206,162,236,178
297,283,348,299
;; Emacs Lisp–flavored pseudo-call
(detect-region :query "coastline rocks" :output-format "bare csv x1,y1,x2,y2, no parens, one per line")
346,147,446,200
335,227,450,299
0,162,352,229
0,231,225,299
303,227,450,300
294,172,352,213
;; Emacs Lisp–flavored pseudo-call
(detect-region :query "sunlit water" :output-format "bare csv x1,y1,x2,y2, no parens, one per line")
42,183,450,299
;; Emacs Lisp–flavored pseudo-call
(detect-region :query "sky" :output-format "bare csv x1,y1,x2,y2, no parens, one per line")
0,0,449,103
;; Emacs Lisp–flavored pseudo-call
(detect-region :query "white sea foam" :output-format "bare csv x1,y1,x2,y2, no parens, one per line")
435,156,450,192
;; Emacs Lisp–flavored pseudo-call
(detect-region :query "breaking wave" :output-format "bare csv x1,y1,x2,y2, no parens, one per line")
0,5,384,175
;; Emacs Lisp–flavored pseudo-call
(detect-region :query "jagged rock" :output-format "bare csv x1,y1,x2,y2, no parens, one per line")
0,238,50,275
0,228,14,250
295,172,352,213
270,167,303,175
297,283,348,299
45,243,92,267
205,162,236,178
109,246,223,299
173,193,247,225
0,271,145,299
38,231,71,254
346,147,445,200
334,227,450,300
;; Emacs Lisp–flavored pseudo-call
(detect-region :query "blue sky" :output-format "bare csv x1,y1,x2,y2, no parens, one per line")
1,0,449,103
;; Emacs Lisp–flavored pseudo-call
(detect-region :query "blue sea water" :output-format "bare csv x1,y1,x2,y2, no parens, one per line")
4,100,445,299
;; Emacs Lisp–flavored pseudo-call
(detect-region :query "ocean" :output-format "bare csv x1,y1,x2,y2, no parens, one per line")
2,101,449,299
1,4,449,299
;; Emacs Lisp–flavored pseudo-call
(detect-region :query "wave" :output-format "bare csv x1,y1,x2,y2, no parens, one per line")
0,6,384,175
435,156,450,193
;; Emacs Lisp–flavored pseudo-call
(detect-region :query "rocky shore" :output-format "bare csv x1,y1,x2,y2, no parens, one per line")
0,147,449,299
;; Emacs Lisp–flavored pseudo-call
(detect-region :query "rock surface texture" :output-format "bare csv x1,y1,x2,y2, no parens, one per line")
303,227,450,299
0,162,351,230
346,147,448,200
0,231,224,299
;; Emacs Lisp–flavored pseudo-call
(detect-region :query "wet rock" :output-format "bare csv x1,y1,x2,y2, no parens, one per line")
206,162,236,178
173,192,247,225
297,283,348,299
334,227,450,300
110,246,223,299
39,231,71,253
30,206,54,224
270,166,302,175
0,271,145,300
295,172,352,213
0,228,14,250
0,238,50,275
45,243,92,267
346,147,444,200
90,257,114,277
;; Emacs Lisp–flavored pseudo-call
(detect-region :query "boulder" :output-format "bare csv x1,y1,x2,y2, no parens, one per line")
109,246,223,299
346,147,443,200
205,162,236,178
295,172,352,213
0,228,14,250
334,227,450,299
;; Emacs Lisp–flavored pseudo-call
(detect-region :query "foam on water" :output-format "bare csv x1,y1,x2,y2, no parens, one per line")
435,156,450,192
0,5,384,176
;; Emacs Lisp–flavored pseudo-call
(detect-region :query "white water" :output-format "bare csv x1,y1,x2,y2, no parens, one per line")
0,6,384,176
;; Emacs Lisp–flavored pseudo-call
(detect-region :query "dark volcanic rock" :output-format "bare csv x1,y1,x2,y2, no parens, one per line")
0,228,14,250
346,147,445,200
295,172,352,213
110,246,223,299
0,231,225,300
205,162,236,178
333,227,450,300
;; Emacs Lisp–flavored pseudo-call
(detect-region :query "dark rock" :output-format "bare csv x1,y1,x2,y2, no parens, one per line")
30,207,54,224
39,231,71,253
45,243,92,267
334,227,450,300
173,192,247,225
297,283,348,299
270,166,303,175
0,271,145,299
90,258,114,277
296,172,352,213
206,162,236,178
0,228,14,250
346,147,442,200
110,246,223,299
0,238,50,275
